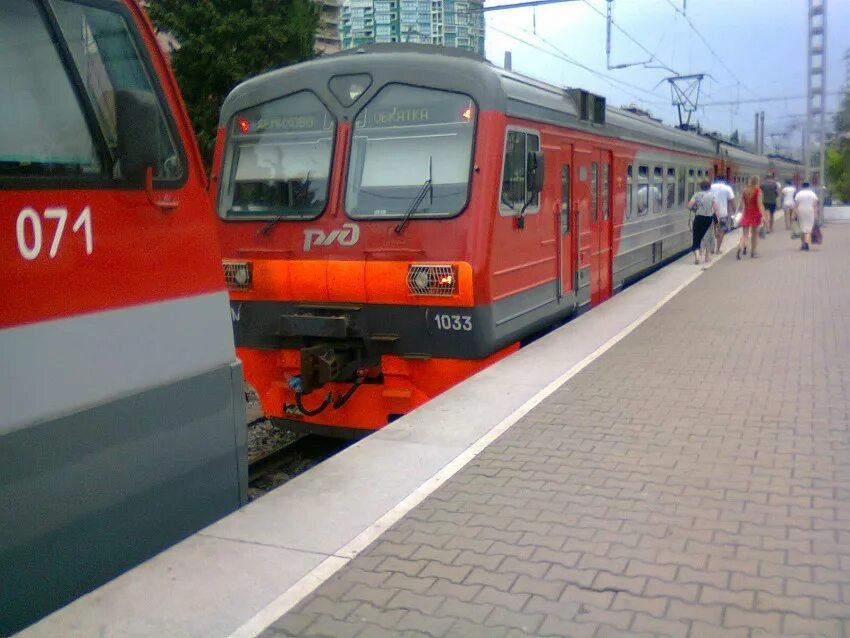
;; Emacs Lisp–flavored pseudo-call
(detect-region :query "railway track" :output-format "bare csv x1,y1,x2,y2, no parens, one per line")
247,423,350,499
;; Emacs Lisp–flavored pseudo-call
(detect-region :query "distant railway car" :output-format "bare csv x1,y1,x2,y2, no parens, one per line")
213,44,798,437
0,1,246,633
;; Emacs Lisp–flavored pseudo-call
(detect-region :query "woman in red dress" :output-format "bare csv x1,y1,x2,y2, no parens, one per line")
737,175,765,259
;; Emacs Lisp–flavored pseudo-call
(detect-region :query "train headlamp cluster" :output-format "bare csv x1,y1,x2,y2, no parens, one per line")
223,261,252,291
407,264,457,296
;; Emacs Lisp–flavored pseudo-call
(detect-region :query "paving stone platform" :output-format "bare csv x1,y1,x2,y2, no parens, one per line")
263,223,850,638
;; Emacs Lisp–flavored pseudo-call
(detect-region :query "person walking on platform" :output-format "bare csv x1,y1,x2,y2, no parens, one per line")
710,176,735,253
780,180,796,230
793,181,819,251
761,174,779,234
737,176,764,260
688,180,719,265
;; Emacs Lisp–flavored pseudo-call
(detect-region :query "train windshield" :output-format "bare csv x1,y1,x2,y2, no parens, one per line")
220,91,334,219
345,85,475,219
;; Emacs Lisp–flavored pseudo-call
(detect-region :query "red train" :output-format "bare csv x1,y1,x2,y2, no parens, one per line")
213,44,799,437
1,1,244,632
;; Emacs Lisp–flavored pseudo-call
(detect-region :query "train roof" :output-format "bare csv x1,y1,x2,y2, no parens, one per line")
221,43,797,170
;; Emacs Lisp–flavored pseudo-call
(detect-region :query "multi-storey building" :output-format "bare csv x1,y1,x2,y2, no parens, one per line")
340,0,484,55
315,0,342,54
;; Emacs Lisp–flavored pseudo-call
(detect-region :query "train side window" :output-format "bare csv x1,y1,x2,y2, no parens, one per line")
590,162,598,221
652,166,663,214
500,130,540,215
560,165,570,233
687,168,696,200
601,163,610,220
665,167,676,209
626,164,633,218
636,165,649,216
676,167,685,206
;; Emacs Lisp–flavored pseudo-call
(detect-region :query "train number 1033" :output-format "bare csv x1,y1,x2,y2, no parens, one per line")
433,313,473,332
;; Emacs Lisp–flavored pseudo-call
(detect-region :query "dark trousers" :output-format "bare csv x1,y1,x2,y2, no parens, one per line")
691,215,714,252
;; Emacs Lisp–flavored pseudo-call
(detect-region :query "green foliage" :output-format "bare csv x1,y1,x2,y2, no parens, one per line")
145,0,319,164
826,90,850,202
835,89,850,136
826,144,850,202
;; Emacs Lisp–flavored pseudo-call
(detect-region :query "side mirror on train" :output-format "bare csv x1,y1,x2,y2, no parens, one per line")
116,89,161,184
527,151,545,194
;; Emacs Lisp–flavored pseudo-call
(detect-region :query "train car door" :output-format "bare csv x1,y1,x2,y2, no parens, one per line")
589,149,613,304
556,143,575,303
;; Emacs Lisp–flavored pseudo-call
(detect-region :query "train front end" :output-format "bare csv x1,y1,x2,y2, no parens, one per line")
213,47,514,436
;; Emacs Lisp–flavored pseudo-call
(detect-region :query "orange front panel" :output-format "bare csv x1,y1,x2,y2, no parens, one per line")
230,259,474,307
238,343,518,431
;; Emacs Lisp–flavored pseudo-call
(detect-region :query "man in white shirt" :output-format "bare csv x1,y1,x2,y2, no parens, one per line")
710,176,736,254
780,180,796,230
794,181,819,251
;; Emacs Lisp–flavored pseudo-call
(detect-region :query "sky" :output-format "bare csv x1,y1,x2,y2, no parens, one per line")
483,0,850,158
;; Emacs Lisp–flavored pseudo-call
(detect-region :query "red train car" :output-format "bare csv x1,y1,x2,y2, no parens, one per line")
1,1,245,632
213,44,798,436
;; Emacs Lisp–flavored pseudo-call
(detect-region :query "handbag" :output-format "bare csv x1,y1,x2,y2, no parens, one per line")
790,219,801,239
732,211,743,227
812,223,823,245
758,225,766,239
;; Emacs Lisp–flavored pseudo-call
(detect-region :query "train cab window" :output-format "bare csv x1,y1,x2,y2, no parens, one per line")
0,1,100,178
500,130,541,215
590,162,598,221
626,165,633,218
347,84,476,219
50,0,184,181
2,0,182,182
221,91,334,219
677,167,686,206
636,165,650,216
665,167,676,209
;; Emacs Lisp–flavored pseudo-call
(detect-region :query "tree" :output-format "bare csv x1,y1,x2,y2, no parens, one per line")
826,89,850,202
835,89,850,137
145,0,319,164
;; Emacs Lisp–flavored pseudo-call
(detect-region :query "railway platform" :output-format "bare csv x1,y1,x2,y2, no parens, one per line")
22,216,850,638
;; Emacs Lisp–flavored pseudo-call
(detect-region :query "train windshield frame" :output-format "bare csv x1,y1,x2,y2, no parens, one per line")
345,84,476,220
219,90,335,220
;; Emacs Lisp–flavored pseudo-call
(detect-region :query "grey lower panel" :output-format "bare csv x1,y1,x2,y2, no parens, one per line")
0,362,246,636
614,228,691,286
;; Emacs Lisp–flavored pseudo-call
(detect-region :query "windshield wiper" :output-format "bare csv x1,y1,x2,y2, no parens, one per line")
257,171,311,236
394,157,433,235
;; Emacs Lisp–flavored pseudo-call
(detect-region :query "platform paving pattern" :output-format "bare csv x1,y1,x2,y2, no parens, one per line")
263,224,850,637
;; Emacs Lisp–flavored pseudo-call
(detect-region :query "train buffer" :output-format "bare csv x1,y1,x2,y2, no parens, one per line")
22,214,850,637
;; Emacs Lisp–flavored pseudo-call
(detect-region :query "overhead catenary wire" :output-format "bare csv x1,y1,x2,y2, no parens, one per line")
699,92,844,107
580,0,681,75
658,0,758,100
487,23,671,110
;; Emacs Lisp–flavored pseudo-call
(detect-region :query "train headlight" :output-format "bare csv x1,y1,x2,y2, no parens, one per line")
407,264,458,296
223,261,252,291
